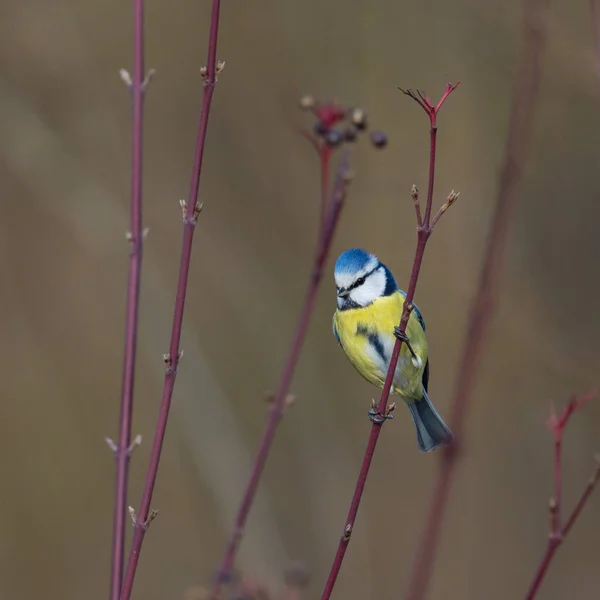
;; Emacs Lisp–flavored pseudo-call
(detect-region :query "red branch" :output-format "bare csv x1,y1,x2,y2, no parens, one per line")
524,392,599,600
320,145,332,230
209,150,353,600
404,1,550,598
119,2,221,599
109,1,146,598
319,83,459,600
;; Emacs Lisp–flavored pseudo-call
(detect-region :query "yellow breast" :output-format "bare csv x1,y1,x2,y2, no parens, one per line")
333,291,428,400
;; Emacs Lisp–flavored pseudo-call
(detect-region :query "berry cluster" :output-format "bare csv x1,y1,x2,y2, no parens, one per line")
299,95,388,149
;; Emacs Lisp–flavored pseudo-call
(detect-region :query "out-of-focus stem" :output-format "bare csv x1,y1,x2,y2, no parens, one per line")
320,145,332,229
119,2,221,599
110,2,145,599
209,151,352,600
404,1,549,598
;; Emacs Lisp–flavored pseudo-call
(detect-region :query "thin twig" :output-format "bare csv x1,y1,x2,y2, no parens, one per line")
524,392,599,600
109,2,147,598
320,84,459,600
119,2,222,599
404,1,550,598
209,150,353,600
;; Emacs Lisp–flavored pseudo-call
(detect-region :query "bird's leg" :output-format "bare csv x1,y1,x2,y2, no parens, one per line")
393,326,423,368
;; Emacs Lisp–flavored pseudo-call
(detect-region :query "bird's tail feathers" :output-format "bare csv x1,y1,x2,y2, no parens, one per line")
407,389,453,452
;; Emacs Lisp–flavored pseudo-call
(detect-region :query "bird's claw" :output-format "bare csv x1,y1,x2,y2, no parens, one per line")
393,326,409,343
393,326,422,367
368,407,395,424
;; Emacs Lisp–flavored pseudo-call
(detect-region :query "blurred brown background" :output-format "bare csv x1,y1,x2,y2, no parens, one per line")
1,0,600,599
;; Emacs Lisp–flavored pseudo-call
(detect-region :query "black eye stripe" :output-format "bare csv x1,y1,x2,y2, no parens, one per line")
347,266,379,292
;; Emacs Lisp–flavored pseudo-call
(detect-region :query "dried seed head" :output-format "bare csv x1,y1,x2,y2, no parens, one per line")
370,130,388,148
350,107,367,129
299,95,316,110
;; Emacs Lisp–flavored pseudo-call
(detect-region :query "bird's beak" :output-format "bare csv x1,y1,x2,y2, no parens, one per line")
338,289,350,299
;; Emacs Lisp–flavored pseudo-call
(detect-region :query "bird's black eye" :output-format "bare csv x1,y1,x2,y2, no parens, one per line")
356,276,366,286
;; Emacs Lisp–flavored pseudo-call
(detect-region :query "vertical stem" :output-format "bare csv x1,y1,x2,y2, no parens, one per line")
319,424,384,600
209,153,351,600
423,124,437,228
119,2,221,599
110,2,145,599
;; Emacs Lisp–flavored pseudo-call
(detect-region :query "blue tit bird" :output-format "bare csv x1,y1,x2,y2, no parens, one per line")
332,248,453,452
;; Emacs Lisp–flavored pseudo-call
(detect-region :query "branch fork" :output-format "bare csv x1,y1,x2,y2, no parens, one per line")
179,199,204,225
119,67,155,91
525,391,599,599
129,506,159,531
201,59,225,83
399,82,460,127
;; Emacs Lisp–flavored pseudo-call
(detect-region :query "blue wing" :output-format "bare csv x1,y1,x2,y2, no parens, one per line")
398,289,426,331
332,316,342,346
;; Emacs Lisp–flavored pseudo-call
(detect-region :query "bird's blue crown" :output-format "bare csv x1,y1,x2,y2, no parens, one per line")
334,248,376,277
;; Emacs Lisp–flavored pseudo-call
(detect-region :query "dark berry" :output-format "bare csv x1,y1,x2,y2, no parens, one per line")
325,129,344,147
344,126,358,142
370,130,388,148
313,121,328,137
